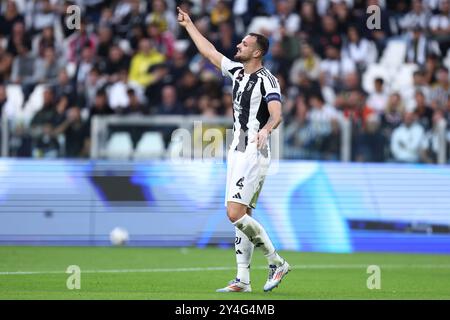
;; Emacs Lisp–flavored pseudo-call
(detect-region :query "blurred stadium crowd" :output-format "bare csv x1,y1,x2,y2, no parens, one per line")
0,0,449,162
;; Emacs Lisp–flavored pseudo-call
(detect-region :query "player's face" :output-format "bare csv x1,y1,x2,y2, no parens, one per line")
234,35,258,62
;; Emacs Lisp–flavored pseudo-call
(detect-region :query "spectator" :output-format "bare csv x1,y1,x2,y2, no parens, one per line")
176,70,201,114
330,0,357,34
145,62,173,108
271,0,300,39
292,72,322,103
52,69,75,102
198,94,221,117
115,0,146,38
284,97,318,159
7,21,32,56
414,90,434,130
32,46,64,86
264,41,291,80
146,21,175,59
342,25,377,71
429,0,450,54
381,93,405,137
354,114,387,162
32,123,60,158
96,25,114,59
390,112,425,162
30,88,57,130
123,89,148,115
88,89,114,124
321,118,342,161
32,26,62,58
156,85,183,115
74,45,96,98
82,67,107,109
98,45,130,82
405,25,441,66
210,1,232,32
403,70,433,110
146,0,178,35
168,49,190,82
66,18,97,63
10,43,36,98
221,91,233,117
398,0,430,33
128,38,165,88
0,45,13,82
308,94,341,138
420,110,445,163
0,0,25,38
319,45,356,88
30,0,57,34
367,78,389,114
213,23,240,61
315,15,343,57
289,43,322,83
423,53,440,84
430,67,449,109
53,106,89,158
298,0,321,42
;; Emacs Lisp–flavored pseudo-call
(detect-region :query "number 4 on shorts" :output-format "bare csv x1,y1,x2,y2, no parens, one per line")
236,177,244,189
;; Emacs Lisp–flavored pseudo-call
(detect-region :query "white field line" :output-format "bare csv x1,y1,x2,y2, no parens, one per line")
1,264,450,276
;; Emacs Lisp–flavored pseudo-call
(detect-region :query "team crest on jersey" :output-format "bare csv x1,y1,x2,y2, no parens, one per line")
246,81,255,91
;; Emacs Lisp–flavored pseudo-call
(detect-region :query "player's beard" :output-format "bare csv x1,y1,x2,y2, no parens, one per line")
234,50,249,62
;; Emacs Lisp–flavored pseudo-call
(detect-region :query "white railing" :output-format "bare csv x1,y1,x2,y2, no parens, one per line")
1,114,447,163
1,115,9,157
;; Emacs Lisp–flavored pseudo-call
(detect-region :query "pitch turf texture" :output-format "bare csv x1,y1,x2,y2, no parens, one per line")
1,246,450,299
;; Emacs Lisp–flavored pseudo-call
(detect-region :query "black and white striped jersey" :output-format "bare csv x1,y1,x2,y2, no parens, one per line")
221,56,281,152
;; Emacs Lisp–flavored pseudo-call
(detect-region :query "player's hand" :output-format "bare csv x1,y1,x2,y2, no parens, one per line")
252,129,269,150
177,7,192,27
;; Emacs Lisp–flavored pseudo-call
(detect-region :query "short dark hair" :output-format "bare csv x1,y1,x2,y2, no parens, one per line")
374,78,384,85
248,33,269,57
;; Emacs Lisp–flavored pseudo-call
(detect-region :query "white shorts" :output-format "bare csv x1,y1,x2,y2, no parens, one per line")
225,142,270,209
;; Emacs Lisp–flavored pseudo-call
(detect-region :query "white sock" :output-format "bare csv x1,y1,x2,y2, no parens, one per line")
266,251,283,267
233,214,283,266
235,227,253,284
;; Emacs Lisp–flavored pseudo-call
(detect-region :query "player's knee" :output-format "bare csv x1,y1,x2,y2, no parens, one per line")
226,206,246,223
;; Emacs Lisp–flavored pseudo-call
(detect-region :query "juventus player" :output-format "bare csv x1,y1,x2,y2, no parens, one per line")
177,7,290,292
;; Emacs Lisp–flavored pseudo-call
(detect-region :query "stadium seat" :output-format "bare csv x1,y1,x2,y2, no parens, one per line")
362,63,390,93
65,62,77,78
379,39,407,70
22,84,46,126
104,132,134,160
133,132,165,159
4,84,24,120
391,63,419,92
444,49,450,71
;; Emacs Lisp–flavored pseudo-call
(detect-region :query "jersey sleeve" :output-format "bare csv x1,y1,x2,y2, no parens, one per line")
261,73,282,103
221,56,243,79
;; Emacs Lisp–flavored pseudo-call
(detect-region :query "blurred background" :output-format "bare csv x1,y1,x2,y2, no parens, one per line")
0,0,449,254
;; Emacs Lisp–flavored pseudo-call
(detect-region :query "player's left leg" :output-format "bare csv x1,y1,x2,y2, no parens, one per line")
227,202,290,292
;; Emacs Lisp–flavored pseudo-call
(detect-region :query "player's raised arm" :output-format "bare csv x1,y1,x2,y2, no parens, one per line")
177,6,223,69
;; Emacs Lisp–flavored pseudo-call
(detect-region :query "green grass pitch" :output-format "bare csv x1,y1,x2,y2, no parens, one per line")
1,246,450,299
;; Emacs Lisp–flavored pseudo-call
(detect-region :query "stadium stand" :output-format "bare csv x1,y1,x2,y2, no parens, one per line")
0,0,449,163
